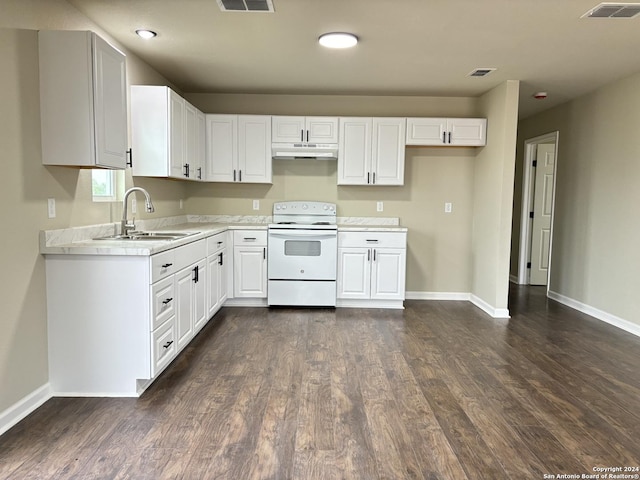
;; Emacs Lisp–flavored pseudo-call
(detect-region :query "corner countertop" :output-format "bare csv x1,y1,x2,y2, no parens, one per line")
40,214,406,256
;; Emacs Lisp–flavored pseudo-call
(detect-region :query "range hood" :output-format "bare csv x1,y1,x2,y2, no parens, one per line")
272,143,338,160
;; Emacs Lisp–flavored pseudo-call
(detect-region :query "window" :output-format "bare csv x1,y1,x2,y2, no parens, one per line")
92,169,123,202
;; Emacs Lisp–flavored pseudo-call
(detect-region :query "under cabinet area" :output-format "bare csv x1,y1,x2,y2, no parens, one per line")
131,86,206,180
406,117,487,146
337,231,407,308
205,115,272,183
39,30,127,169
45,239,210,396
338,117,406,186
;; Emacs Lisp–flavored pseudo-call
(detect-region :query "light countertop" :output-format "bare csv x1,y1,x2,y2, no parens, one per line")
40,216,407,256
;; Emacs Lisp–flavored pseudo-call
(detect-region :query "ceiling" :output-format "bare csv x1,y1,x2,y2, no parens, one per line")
66,0,640,118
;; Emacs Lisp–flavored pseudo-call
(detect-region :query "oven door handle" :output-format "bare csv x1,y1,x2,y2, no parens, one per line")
268,232,337,239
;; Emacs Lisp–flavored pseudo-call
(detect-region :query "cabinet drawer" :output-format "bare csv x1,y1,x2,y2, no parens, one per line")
207,231,228,256
338,231,406,248
174,239,206,270
233,230,267,246
151,276,175,330
151,318,176,377
150,249,176,283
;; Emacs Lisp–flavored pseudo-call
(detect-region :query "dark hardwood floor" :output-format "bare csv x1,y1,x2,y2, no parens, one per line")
2,286,639,479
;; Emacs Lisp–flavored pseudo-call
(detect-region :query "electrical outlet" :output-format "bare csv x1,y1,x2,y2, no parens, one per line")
131,198,137,214
253,199,260,210
377,201,384,212
445,202,452,213
47,198,56,219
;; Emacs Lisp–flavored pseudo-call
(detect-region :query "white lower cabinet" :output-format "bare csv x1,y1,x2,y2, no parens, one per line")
206,232,228,321
45,239,207,396
337,231,407,308
233,230,268,299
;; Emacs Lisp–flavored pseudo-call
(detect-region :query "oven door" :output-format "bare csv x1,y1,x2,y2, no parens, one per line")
267,229,337,280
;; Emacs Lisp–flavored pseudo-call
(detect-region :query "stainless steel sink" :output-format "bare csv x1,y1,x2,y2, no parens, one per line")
93,231,199,241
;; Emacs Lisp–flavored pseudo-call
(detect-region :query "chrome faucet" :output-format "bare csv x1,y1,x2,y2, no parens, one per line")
121,187,155,236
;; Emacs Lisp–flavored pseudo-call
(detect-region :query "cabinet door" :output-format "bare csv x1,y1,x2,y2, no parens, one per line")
169,90,186,178
193,259,208,333
405,118,447,145
175,265,195,349
338,118,372,185
306,117,339,143
196,110,206,180
233,246,267,298
207,253,222,318
272,116,305,143
218,248,228,305
337,247,371,299
371,248,406,301
184,101,198,179
238,115,272,183
372,118,405,186
205,114,237,182
92,33,128,169
448,118,487,146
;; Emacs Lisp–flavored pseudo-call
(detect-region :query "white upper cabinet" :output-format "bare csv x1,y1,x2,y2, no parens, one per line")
39,30,127,169
338,117,405,186
406,117,487,146
205,114,272,183
131,86,205,180
272,116,339,143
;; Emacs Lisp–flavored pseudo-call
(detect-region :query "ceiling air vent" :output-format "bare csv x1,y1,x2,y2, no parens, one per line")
582,3,640,18
467,68,496,78
217,0,274,12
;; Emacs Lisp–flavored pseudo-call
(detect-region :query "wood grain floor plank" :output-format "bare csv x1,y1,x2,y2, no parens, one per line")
2,286,640,479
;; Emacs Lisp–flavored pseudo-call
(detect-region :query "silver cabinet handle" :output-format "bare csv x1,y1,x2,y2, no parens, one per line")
373,172,376,184
367,249,371,261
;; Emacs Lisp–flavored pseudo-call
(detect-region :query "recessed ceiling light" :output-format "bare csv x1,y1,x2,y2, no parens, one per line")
318,32,358,49
135,29,157,39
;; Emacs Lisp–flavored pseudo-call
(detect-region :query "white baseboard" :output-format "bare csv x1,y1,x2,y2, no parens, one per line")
0,383,52,437
509,274,519,284
405,291,470,301
405,291,510,319
548,290,640,338
470,294,511,319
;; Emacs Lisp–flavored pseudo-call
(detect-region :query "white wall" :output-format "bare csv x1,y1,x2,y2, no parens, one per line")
514,72,640,328
0,1,183,417
471,81,520,316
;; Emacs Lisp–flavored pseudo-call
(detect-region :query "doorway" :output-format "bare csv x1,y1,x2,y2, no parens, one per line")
517,131,559,288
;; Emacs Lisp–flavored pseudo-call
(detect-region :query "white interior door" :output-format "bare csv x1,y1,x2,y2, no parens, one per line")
529,143,555,285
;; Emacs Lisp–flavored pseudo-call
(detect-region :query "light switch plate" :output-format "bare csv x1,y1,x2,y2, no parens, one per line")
377,201,384,212
131,198,137,214
445,202,452,213
253,200,260,210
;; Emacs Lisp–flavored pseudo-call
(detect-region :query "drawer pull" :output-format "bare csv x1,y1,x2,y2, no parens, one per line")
217,241,223,245
218,252,223,266
161,263,173,268
162,298,173,305
366,239,379,243
244,237,257,241
162,340,173,349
